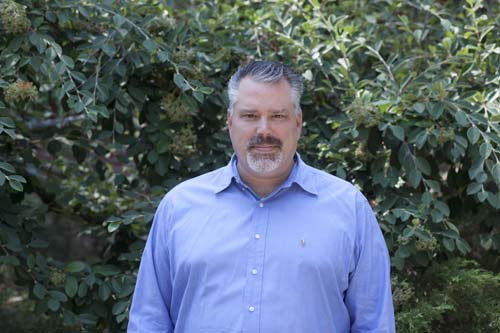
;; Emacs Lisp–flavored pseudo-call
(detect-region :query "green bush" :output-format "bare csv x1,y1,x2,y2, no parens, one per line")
395,259,500,333
1,0,499,331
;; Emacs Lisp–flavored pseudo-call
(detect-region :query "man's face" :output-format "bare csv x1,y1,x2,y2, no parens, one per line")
227,77,302,179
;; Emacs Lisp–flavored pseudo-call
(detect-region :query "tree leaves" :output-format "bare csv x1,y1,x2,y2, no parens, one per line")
1,0,499,331
467,127,480,144
173,73,190,91
65,276,78,298
65,261,86,273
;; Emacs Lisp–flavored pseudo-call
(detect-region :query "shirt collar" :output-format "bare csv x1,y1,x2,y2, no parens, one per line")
213,153,318,196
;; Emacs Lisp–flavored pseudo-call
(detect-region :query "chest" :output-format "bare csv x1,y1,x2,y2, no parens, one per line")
168,194,357,282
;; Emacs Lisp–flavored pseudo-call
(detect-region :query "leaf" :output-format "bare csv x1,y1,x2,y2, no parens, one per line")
113,14,126,27
454,110,468,126
112,301,128,315
455,239,471,255
310,0,321,8
486,192,500,209
107,221,121,233
63,310,78,326
415,157,431,175
157,50,170,62
415,131,428,149
65,276,78,298
28,32,46,53
425,179,441,192
49,290,68,302
479,142,492,159
72,145,87,163
413,103,425,114
33,283,46,299
8,179,23,192
466,182,482,195
491,163,500,183
73,101,85,113
390,125,405,141
143,38,157,53
199,86,214,95
101,44,117,57
396,244,412,258
431,209,443,222
3,129,15,139
9,175,26,184
85,274,96,287
79,313,98,325
0,117,15,128
117,313,127,323
173,74,190,91
477,191,488,202
434,201,450,216
0,172,5,186
77,281,88,297
65,261,86,273
443,238,455,252
467,127,480,144
27,254,35,268
408,169,421,187
0,162,15,173
93,264,121,277
47,299,60,311
455,135,468,149
98,283,111,301
147,150,158,164
60,55,74,69
193,90,204,103
421,192,432,206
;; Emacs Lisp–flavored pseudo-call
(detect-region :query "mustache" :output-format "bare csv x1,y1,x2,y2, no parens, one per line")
247,135,282,148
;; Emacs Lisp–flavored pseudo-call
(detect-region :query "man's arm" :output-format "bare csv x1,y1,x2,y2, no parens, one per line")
128,198,174,333
345,193,395,333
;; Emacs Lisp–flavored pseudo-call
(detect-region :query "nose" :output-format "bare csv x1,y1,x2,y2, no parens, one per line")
256,117,272,136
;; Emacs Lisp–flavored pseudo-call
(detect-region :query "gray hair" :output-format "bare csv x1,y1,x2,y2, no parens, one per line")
227,61,304,115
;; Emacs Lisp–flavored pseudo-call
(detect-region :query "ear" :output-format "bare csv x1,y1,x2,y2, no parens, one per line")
227,111,232,128
296,111,303,135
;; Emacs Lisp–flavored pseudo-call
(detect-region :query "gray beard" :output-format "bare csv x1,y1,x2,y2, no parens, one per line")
246,150,283,173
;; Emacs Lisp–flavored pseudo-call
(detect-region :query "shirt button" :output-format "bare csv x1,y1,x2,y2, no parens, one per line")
251,268,258,275
255,233,261,240
248,306,255,312
258,202,264,208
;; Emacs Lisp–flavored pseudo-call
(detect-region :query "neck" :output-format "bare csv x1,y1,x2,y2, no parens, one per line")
236,159,295,198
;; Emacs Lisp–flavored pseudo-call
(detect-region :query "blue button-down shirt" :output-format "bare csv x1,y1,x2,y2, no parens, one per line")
128,155,395,332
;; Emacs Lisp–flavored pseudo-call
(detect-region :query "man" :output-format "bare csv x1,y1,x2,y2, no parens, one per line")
128,61,395,332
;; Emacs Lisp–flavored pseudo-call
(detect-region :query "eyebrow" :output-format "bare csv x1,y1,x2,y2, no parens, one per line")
238,108,289,113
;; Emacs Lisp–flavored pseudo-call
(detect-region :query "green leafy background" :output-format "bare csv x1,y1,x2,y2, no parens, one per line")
0,0,499,332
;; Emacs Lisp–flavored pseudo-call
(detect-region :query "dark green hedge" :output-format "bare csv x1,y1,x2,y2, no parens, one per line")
0,0,499,331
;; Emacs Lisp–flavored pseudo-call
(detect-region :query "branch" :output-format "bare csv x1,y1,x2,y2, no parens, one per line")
26,115,85,131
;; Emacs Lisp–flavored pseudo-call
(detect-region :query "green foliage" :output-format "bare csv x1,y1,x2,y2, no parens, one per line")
395,259,500,332
0,0,499,331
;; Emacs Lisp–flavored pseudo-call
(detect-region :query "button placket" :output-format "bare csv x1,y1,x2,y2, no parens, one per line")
243,201,269,330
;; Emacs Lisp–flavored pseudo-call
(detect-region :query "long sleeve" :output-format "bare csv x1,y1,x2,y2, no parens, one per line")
345,193,395,333
128,198,174,333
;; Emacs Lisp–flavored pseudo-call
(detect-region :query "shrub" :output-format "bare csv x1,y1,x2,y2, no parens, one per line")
395,259,500,333
1,0,498,330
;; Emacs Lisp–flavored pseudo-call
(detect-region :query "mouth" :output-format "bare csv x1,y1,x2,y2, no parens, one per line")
249,145,279,153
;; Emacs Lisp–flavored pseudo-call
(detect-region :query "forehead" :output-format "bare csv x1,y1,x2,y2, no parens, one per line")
235,77,294,111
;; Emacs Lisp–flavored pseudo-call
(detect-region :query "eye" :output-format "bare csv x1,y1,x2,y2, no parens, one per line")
241,113,257,119
272,114,287,119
